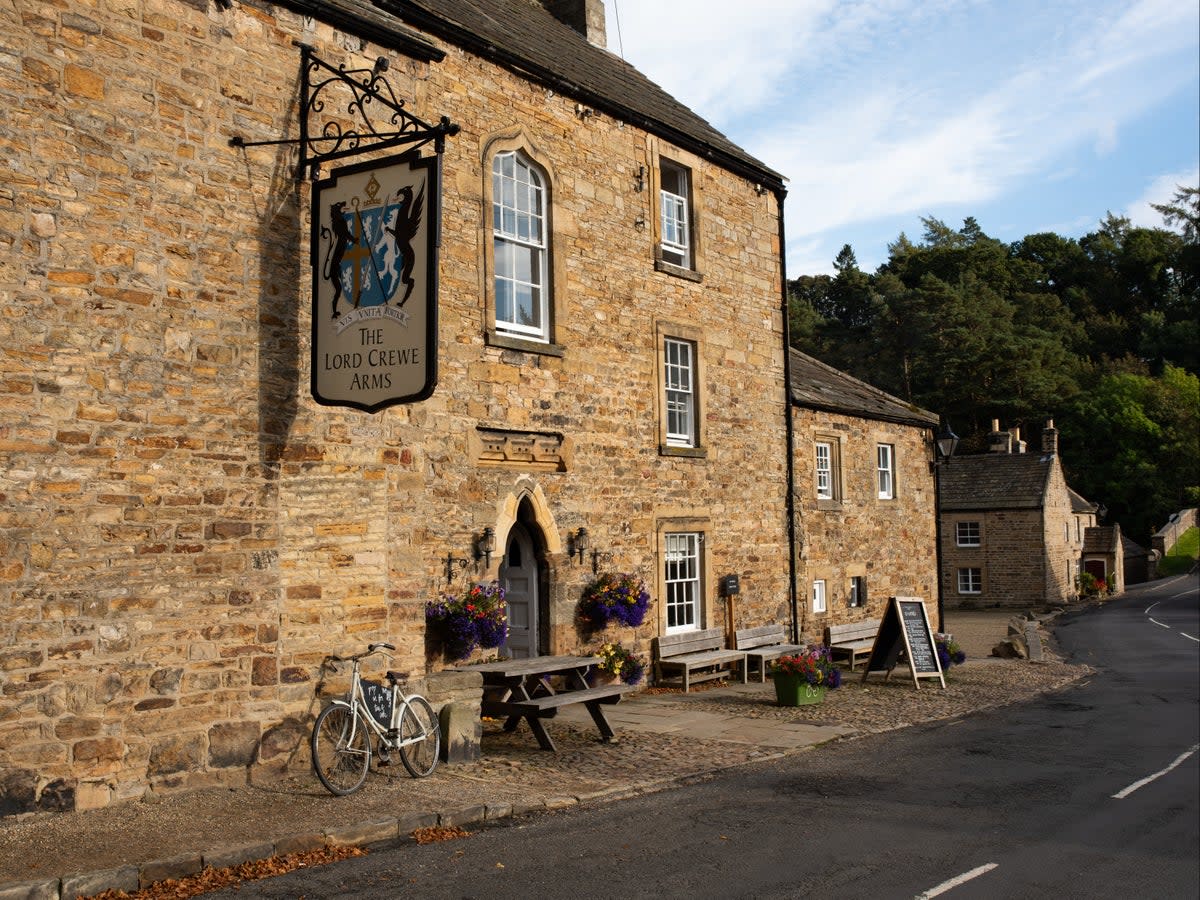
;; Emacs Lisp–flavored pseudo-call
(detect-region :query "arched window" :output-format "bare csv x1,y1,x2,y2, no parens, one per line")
491,151,548,341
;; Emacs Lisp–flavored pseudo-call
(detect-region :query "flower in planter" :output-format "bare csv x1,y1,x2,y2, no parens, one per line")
772,646,842,689
934,633,966,670
426,581,507,662
595,641,645,685
579,573,651,630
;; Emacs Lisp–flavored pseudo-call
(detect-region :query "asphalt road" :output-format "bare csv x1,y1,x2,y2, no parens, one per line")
214,574,1199,899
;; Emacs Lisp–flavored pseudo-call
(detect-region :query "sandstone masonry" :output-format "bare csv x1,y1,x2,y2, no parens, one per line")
0,0,791,812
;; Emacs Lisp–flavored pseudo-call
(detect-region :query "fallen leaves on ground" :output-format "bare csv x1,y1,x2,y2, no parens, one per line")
82,846,367,900
411,825,471,844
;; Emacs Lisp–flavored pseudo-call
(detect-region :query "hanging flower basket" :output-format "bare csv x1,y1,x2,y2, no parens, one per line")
426,582,507,662
579,573,650,630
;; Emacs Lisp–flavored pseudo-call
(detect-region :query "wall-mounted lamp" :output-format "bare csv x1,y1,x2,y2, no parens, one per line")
935,421,960,464
476,526,496,569
570,527,589,564
754,183,768,196
633,214,646,232
635,165,646,193
574,103,596,119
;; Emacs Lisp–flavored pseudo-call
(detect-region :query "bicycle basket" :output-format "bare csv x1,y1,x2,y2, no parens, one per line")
361,680,393,728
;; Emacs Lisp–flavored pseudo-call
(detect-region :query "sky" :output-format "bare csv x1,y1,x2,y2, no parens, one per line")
601,0,1200,276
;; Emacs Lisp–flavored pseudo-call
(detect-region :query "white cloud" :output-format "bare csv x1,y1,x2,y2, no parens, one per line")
1124,168,1200,230
603,0,1198,272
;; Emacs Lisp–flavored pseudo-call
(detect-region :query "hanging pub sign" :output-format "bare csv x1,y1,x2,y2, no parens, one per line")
311,152,439,411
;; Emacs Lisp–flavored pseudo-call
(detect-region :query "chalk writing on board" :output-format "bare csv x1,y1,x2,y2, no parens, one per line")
362,681,393,727
899,600,939,674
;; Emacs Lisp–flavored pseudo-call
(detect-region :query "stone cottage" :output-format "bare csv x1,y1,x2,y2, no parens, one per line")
0,0,792,813
787,349,941,639
938,420,1102,609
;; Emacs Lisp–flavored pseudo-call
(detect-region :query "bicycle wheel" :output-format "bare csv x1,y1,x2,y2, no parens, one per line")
311,704,371,796
398,696,441,778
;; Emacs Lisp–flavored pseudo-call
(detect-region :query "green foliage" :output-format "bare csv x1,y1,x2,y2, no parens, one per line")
1159,527,1198,576
789,201,1199,543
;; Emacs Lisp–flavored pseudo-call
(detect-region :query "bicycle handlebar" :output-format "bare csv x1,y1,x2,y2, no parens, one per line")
323,643,396,670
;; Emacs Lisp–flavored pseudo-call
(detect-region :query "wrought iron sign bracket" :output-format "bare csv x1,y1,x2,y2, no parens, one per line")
230,44,459,181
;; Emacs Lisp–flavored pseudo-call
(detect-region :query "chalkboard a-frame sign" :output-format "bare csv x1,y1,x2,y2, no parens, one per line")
861,596,946,689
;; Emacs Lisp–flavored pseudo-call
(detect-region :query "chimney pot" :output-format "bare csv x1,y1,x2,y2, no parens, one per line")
543,0,607,48
989,423,1012,453
1042,419,1059,456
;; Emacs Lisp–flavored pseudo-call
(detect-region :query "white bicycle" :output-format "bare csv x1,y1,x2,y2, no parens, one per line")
311,642,441,795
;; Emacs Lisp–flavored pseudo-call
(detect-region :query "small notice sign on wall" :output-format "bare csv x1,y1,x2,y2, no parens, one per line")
311,152,439,411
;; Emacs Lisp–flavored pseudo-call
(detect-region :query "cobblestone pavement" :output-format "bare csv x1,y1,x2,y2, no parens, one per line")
0,610,1091,898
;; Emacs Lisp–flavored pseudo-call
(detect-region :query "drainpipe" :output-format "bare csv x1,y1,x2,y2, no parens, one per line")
775,184,799,644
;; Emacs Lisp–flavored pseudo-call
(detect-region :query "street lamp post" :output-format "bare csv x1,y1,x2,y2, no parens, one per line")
932,420,959,633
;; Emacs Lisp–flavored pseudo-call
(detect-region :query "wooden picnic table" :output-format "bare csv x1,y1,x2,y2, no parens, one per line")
471,654,633,751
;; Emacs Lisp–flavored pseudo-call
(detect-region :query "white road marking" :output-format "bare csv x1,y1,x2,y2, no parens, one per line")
1181,632,1199,643
1112,744,1200,799
915,863,999,898
1148,618,1171,629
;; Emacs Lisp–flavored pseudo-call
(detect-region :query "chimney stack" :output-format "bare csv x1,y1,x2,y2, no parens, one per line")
543,0,607,48
988,419,1012,453
1042,419,1059,457
1009,426,1026,454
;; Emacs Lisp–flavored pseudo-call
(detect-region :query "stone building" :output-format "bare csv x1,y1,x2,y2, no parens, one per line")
788,350,941,638
0,0,791,813
938,420,1101,609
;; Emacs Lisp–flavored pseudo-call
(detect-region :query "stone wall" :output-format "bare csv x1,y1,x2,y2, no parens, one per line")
0,1,789,813
792,409,937,640
1152,508,1198,558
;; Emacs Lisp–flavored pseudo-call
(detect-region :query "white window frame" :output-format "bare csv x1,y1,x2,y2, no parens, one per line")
664,337,696,448
492,150,548,341
815,442,833,500
956,521,981,547
659,160,692,269
664,532,702,633
811,579,827,614
876,444,895,499
957,568,982,594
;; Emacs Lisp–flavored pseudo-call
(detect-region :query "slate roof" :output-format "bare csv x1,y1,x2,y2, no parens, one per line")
788,349,939,429
1068,487,1097,514
282,0,784,189
938,452,1055,511
1122,534,1148,559
1083,525,1121,554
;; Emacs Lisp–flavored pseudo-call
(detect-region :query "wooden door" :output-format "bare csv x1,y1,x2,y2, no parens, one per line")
500,525,538,658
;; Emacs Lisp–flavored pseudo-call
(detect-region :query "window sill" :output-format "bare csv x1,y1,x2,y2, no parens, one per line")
660,444,707,459
486,329,565,358
654,259,703,283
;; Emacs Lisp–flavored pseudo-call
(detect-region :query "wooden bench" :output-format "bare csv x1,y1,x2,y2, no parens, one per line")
653,627,746,692
825,618,881,671
735,624,806,682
